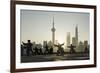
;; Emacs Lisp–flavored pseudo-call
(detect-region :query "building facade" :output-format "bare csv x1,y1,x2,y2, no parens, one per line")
67,32,70,47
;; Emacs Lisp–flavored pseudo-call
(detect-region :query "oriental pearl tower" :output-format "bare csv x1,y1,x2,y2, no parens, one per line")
51,17,56,47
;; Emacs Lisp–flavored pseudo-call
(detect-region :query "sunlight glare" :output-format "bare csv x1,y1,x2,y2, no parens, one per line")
57,37,64,44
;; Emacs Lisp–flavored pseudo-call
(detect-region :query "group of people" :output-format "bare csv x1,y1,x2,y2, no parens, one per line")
21,40,89,56
67,44,89,54
21,40,53,56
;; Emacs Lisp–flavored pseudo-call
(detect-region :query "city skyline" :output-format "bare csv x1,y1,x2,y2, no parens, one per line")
20,10,90,45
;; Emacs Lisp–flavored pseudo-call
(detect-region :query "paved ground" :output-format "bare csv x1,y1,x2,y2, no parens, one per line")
21,53,89,63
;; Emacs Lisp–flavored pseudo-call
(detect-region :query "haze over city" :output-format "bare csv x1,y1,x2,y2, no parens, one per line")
20,10,90,62
20,10,90,45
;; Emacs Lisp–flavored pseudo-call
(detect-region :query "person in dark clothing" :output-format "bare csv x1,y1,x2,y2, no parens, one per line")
54,43,64,56
22,40,33,56
49,46,53,54
34,46,38,55
21,44,24,56
44,44,49,55
39,48,43,55
84,46,89,53
67,44,76,54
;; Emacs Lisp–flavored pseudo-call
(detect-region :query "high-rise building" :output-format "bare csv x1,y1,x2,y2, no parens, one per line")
67,32,70,47
75,25,78,47
84,40,89,53
84,40,88,48
78,41,84,52
51,16,56,46
43,41,47,48
72,37,76,46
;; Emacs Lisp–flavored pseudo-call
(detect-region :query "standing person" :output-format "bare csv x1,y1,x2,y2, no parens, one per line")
67,44,76,54
44,44,49,55
22,40,33,56
54,43,64,56
21,44,24,56
49,46,53,54
34,46,38,55
84,46,89,53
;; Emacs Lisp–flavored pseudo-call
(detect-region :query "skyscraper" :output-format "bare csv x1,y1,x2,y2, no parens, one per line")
78,41,84,52
43,41,47,48
75,25,78,47
72,37,76,46
84,40,88,48
51,17,56,46
67,32,70,47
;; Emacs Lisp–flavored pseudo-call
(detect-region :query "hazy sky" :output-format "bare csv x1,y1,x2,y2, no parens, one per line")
20,9,90,45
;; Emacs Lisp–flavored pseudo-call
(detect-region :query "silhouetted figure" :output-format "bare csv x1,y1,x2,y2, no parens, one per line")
37,48,43,55
54,43,64,56
22,40,33,56
84,46,89,53
31,47,35,56
49,46,53,54
34,46,38,55
44,44,49,55
68,44,76,54
21,44,24,56
39,48,43,55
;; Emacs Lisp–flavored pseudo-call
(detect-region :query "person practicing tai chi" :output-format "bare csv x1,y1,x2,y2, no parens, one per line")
22,40,33,56
54,43,64,56
67,44,76,54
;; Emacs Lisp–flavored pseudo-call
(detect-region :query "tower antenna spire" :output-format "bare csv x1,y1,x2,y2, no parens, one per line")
75,24,78,48
51,15,56,47
53,16,54,28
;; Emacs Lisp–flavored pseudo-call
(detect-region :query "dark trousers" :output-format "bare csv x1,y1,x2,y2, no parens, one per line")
27,49,33,56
